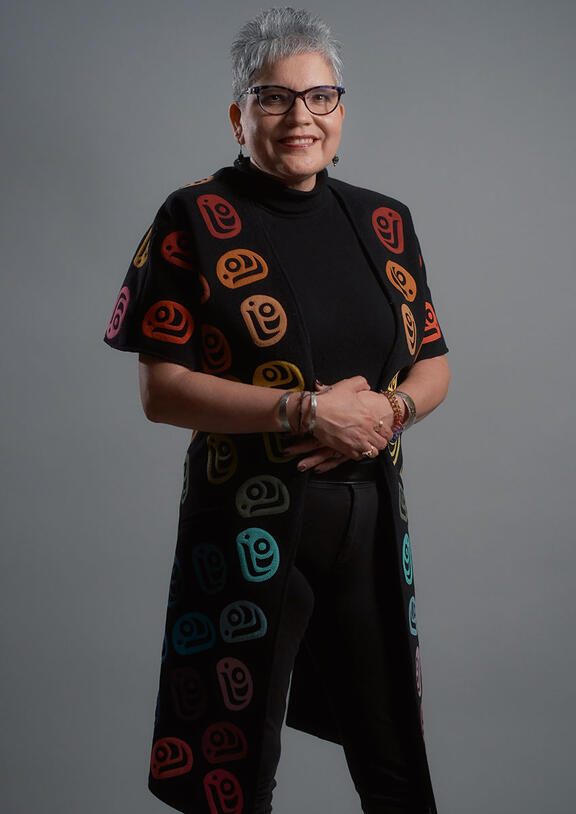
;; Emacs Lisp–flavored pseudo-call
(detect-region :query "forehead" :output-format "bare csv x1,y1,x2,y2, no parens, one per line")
253,52,336,87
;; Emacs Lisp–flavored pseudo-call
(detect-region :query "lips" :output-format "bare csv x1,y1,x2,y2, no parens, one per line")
278,136,318,147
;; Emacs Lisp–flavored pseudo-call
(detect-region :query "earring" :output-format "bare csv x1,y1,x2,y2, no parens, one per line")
332,155,340,166
237,144,244,161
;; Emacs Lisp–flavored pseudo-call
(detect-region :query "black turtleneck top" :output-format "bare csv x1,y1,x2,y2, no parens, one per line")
230,160,396,390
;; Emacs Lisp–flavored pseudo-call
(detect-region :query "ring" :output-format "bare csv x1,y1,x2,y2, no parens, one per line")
361,446,375,458
374,417,385,433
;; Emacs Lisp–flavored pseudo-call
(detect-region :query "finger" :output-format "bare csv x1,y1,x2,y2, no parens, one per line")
348,375,370,392
296,449,343,471
312,455,352,474
283,438,322,455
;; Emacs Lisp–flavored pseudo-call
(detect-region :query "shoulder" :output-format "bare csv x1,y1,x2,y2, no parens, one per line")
158,167,238,216
327,176,413,220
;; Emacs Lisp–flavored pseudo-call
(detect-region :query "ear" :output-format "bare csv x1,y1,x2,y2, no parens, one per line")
338,102,346,123
229,103,245,145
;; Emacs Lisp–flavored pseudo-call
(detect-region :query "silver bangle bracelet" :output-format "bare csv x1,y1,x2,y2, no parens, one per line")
394,391,417,429
278,392,292,432
307,392,317,433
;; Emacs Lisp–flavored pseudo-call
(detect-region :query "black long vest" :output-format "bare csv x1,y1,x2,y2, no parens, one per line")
104,165,448,814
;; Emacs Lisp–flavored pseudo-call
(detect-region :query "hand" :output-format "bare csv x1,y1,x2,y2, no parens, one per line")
283,435,352,473
284,376,390,465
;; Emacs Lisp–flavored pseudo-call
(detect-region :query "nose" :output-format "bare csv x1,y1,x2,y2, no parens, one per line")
284,95,314,124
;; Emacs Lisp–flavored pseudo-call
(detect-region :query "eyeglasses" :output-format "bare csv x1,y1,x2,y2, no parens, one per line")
240,85,345,115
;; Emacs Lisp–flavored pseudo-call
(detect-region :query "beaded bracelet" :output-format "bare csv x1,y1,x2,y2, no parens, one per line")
382,390,405,439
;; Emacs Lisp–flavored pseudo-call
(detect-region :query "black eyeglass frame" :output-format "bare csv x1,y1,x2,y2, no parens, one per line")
239,84,346,115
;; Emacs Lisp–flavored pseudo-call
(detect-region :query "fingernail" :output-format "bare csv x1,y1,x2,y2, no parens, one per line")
297,463,307,472
315,378,324,387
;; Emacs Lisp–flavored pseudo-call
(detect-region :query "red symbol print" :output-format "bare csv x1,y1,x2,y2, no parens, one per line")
204,768,244,814
150,736,194,779
385,260,417,302
142,300,194,344
401,304,417,356
201,325,232,374
197,195,242,239
422,301,441,344
240,295,287,347
202,721,248,764
199,273,211,303
106,286,130,339
372,207,404,254
216,249,268,288
216,657,253,711
161,231,195,270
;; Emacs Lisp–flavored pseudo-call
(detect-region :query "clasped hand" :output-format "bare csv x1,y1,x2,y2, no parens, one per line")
283,376,396,473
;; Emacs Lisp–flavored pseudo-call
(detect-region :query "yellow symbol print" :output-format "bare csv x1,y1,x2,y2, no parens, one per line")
240,295,287,347
133,227,152,268
252,361,304,391
401,304,418,356
388,436,401,466
207,434,238,485
263,433,296,463
385,260,417,302
386,371,400,393
182,175,214,187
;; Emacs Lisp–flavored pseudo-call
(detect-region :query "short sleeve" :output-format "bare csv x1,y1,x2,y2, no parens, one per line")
103,194,203,369
410,223,449,362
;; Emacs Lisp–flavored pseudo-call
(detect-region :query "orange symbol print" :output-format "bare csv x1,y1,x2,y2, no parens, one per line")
401,304,417,356
240,295,287,347
161,231,195,270
385,260,417,302
216,249,268,288
201,325,232,374
197,195,242,239
372,207,404,254
133,227,152,268
422,301,441,344
142,300,194,344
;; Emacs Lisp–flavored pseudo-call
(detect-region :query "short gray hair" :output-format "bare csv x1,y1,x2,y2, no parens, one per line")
231,7,343,102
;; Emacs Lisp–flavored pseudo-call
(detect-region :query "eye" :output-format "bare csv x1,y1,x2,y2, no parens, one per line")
260,89,290,106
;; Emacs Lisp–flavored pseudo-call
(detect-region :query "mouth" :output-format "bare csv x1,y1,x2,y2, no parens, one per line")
278,136,319,148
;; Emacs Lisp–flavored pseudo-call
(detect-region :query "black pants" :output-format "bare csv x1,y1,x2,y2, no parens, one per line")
254,478,424,813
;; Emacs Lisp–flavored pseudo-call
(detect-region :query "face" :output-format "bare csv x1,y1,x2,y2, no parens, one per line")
229,52,345,191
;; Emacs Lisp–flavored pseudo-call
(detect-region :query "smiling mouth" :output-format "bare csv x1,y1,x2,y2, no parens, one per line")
278,137,318,147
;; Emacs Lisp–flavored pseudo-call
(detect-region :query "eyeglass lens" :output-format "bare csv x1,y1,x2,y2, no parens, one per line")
257,86,341,114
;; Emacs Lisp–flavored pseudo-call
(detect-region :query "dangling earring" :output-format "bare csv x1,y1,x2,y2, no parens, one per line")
332,155,340,166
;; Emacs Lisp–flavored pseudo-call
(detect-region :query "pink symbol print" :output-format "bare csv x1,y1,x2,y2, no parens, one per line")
202,721,248,763
204,768,244,814
150,736,193,779
216,657,253,711
106,286,130,339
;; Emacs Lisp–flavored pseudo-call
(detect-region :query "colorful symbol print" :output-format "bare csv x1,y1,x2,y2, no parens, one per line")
142,300,194,344
415,645,422,698
385,260,417,302
263,432,296,463
202,721,248,764
386,371,400,393
422,301,442,345
199,272,211,303
150,736,193,780
184,175,214,187
204,768,244,814
401,304,418,356
402,534,413,585
172,611,216,655
206,434,238,485
216,657,253,711
409,596,418,635
240,294,287,347
236,527,280,580
192,542,227,594
197,194,242,239
235,476,290,518
133,227,152,268
161,230,195,270
252,360,304,391
388,436,401,466
169,666,208,721
106,286,130,339
220,600,267,643
372,207,404,253
216,248,268,288
201,325,232,374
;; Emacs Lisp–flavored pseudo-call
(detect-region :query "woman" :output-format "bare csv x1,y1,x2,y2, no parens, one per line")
104,8,450,814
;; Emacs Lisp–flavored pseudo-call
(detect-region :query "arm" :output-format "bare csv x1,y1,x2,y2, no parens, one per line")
287,354,451,472
138,354,392,458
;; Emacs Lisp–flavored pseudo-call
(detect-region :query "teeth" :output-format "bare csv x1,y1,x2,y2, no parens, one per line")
283,138,315,145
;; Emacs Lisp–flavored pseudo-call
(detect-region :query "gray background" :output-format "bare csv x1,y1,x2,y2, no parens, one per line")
2,1,574,812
